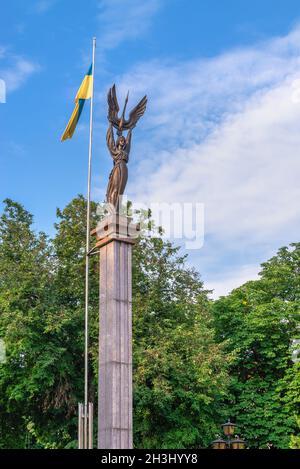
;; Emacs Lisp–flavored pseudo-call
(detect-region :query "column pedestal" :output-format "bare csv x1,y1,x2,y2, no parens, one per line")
92,214,138,449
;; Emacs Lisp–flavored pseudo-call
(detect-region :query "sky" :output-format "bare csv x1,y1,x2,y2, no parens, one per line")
1,0,300,298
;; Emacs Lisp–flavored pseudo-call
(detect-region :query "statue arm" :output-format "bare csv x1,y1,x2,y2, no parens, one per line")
106,124,117,157
126,129,132,156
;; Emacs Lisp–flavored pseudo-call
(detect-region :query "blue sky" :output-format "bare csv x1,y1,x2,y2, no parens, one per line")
1,0,300,297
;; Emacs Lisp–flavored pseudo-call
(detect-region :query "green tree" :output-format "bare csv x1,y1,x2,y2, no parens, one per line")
0,199,55,447
0,197,230,448
0,197,99,448
132,229,230,448
212,243,300,448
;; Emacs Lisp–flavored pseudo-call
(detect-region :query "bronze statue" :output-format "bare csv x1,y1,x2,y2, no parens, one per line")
106,85,147,211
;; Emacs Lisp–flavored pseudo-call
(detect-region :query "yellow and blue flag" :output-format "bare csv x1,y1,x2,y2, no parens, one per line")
61,64,93,141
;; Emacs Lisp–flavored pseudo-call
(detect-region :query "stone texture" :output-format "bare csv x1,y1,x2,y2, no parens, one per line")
95,215,136,449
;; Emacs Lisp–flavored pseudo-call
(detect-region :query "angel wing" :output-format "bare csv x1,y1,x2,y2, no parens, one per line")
125,95,147,130
107,84,147,131
107,85,120,127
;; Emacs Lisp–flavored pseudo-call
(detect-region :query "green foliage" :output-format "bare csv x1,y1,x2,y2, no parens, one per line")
132,234,229,448
0,197,99,448
2,197,299,449
0,197,229,448
0,199,55,448
212,243,300,448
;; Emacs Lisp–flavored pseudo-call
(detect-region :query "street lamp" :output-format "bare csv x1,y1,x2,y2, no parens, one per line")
211,420,246,449
211,438,227,450
231,437,246,450
222,420,236,436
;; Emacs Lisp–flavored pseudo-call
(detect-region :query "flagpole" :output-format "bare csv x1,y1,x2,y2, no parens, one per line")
84,36,96,449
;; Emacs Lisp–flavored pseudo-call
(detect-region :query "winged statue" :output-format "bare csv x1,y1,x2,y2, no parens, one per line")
106,84,147,212
107,84,147,134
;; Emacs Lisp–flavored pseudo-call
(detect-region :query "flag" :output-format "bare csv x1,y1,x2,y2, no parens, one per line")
61,64,93,141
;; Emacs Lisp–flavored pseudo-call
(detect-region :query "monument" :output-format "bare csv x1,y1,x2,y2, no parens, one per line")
92,85,147,449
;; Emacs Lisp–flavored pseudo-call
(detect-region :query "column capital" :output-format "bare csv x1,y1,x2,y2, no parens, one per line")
91,214,139,248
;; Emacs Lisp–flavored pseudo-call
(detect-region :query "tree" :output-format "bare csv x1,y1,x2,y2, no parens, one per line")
0,197,100,448
212,243,300,448
132,224,230,448
0,198,231,448
0,199,55,447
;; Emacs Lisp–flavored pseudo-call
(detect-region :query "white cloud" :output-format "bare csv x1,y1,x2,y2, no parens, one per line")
98,26,300,296
97,0,163,60
0,48,39,94
205,265,260,299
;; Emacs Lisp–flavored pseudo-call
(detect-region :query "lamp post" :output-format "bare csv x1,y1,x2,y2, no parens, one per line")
231,437,246,450
211,420,246,449
211,438,227,450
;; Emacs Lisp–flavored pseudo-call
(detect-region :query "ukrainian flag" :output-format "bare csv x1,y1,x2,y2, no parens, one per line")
61,64,93,141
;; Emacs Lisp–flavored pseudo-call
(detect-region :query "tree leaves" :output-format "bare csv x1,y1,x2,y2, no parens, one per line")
0,197,229,448
3,198,299,448
213,243,300,448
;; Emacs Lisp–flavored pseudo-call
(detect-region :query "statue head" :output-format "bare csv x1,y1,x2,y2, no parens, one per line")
116,135,126,149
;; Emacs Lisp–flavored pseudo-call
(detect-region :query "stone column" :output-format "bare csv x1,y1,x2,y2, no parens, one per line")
92,214,138,449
